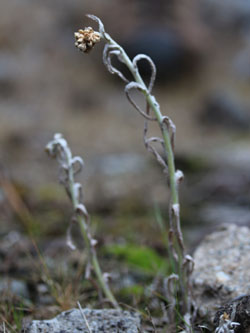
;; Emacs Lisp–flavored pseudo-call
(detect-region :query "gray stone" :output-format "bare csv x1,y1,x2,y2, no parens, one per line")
22,308,141,333
192,224,250,321
202,0,250,27
0,278,29,299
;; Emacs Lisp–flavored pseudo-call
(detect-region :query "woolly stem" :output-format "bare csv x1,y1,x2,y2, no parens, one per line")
65,142,119,309
102,34,183,254
46,134,119,309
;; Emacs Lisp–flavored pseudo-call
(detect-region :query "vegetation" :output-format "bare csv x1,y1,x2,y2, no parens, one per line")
47,15,196,332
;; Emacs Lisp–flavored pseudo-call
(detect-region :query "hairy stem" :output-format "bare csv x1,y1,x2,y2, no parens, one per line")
66,146,119,309
98,27,190,318
46,134,119,309
103,35,182,253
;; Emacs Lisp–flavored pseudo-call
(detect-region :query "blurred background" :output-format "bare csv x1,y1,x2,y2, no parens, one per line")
1,0,250,274
2,0,250,326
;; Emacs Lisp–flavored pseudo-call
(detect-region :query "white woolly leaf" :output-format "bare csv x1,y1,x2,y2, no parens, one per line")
132,54,156,93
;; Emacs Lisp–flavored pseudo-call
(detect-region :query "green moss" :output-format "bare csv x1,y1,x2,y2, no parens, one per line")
105,243,169,274
119,284,144,297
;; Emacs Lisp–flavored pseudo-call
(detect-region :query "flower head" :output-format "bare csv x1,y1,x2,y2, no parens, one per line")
74,27,101,53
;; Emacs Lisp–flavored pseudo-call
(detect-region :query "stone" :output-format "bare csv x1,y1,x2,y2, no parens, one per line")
22,308,141,333
201,0,250,28
123,27,195,82
0,278,29,299
192,224,250,322
200,92,250,130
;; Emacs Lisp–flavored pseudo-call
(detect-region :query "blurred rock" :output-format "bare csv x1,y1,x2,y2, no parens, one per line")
0,232,35,275
233,33,250,80
200,204,250,227
23,308,141,333
123,27,198,82
201,0,250,30
192,224,250,322
199,92,250,130
92,153,146,177
0,278,29,299
85,154,167,211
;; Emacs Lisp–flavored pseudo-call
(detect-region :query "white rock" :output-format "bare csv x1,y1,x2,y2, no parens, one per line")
192,224,250,321
22,308,141,333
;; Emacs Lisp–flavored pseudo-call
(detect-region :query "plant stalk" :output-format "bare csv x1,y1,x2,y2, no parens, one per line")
66,150,119,309
104,35,180,230
100,33,187,312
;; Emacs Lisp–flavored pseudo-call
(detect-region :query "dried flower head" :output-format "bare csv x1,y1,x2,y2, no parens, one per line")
74,27,101,53
222,313,230,321
215,312,240,333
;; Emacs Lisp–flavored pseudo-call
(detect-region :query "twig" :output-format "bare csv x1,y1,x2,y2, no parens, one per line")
77,301,92,333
